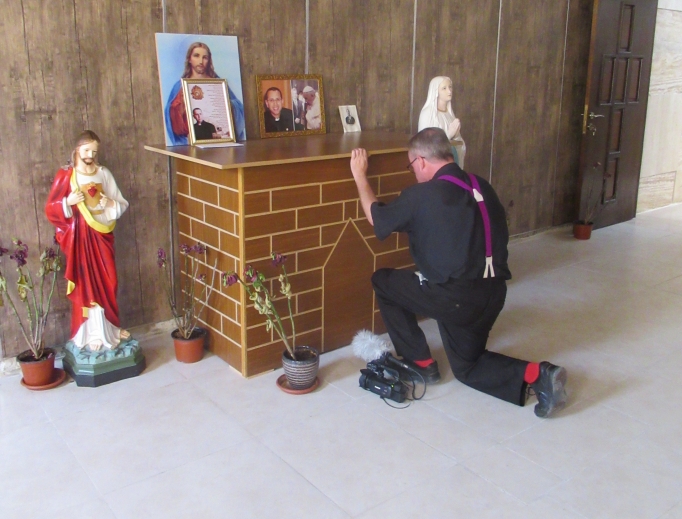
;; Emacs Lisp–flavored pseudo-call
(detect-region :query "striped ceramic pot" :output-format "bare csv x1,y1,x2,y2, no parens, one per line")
282,345,319,390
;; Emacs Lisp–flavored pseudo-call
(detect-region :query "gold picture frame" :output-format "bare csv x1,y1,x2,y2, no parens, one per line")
181,78,236,145
256,74,326,139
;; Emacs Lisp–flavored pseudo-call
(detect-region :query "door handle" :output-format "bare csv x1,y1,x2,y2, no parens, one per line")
589,112,605,119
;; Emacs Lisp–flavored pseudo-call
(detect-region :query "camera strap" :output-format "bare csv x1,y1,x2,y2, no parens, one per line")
439,173,495,278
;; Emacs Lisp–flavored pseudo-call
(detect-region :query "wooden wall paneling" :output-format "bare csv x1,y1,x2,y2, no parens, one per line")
164,0,200,34
412,0,499,177
553,0,593,225
361,0,414,134
0,0,170,357
167,0,308,140
0,1,91,355
492,0,568,235
121,1,170,327
75,0,168,331
309,0,366,134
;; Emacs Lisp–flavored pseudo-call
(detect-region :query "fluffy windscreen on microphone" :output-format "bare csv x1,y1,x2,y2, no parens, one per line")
351,330,390,362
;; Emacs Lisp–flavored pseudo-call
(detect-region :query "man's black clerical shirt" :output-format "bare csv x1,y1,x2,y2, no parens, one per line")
264,108,295,132
194,121,217,140
371,162,511,284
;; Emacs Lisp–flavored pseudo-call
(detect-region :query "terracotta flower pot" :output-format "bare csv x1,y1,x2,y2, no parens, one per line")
573,221,593,240
281,345,319,390
172,327,207,363
17,348,56,387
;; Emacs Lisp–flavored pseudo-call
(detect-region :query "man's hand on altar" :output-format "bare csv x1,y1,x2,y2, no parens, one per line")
100,194,115,209
67,188,84,206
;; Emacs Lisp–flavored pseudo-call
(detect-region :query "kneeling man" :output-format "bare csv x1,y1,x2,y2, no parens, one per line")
349,128,567,417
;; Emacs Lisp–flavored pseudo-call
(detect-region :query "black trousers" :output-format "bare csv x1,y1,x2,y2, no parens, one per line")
372,268,528,406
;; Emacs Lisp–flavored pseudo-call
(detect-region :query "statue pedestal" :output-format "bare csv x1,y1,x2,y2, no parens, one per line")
63,339,146,387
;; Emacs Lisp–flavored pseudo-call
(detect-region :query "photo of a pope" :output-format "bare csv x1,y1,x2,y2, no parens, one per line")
45,130,130,351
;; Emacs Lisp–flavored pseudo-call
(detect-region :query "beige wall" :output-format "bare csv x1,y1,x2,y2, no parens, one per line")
638,4,682,212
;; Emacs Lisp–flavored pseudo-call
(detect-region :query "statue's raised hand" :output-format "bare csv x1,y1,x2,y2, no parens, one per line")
100,194,115,209
67,188,84,206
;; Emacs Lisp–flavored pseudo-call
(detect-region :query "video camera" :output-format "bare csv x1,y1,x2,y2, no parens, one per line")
359,356,408,403
352,330,427,406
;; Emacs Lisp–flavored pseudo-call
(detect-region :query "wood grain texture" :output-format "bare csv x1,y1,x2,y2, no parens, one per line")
492,0,568,235
0,0,169,357
309,0,413,134
554,0,593,225
361,0,414,133
412,0,499,178
148,131,410,170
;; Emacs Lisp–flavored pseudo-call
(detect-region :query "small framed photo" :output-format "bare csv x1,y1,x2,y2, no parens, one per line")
256,74,326,138
339,105,361,133
181,78,236,145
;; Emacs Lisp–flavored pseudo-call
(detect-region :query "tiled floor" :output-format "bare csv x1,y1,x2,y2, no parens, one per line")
2,203,682,519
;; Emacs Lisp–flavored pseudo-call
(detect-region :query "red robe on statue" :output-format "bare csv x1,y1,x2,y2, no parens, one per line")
45,167,120,338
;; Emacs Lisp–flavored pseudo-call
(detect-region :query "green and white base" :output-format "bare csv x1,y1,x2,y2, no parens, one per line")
62,339,146,388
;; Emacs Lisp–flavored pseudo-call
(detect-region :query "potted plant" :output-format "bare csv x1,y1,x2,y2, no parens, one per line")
158,243,217,363
222,252,319,393
0,237,64,388
574,168,605,240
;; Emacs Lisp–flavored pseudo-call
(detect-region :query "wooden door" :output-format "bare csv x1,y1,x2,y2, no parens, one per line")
578,0,658,228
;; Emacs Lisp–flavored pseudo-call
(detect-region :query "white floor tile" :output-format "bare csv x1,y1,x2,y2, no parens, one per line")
548,437,682,519
3,203,682,517
356,464,521,518
259,400,456,516
105,439,350,519
0,376,50,438
368,393,497,462
0,423,98,519
52,380,252,493
192,364,353,436
51,499,117,519
425,384,537,443
660,501,682,519
504,400,648,480
462,444,563,503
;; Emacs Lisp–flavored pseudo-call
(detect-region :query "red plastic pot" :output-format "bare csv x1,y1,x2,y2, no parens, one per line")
172,328,207,363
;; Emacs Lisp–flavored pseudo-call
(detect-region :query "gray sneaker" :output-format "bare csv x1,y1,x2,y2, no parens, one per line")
531,362,568,418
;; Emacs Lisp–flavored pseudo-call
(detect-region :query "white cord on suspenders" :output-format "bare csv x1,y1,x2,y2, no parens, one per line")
474,189,495,278
484,256,495,278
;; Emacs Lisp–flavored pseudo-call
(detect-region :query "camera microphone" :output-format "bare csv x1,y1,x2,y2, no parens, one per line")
350,330,413,370
351,330,415,370
351,329,390,362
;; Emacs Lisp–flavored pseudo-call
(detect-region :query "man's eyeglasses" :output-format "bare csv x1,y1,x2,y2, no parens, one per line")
407,156,420,172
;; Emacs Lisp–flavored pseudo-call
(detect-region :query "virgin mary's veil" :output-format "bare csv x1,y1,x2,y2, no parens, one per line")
417,76,466,168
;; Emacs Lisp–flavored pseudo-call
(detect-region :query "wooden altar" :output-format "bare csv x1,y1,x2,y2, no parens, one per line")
145,131,416,377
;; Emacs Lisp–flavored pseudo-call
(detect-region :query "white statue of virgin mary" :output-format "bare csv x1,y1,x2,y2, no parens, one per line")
418,76,466,168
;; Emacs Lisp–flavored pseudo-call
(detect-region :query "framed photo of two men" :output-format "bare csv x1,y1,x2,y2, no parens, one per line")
256,74,326,139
